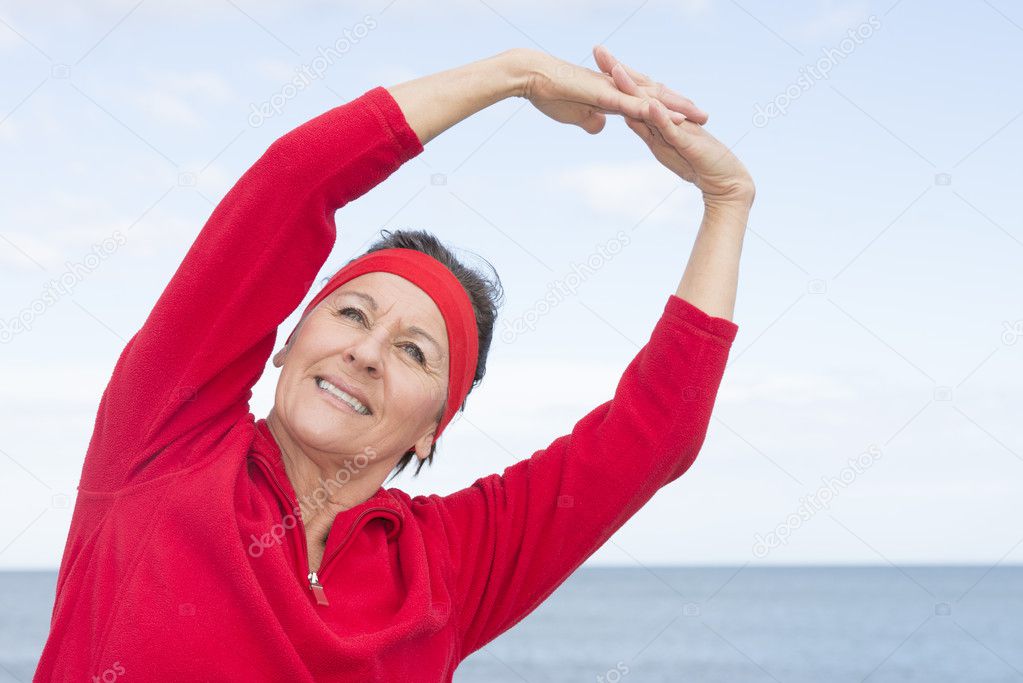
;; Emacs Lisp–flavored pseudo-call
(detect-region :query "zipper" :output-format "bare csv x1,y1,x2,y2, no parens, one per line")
311,506,399,606
251,454,319,605
250,454,398,608
308,570,329,606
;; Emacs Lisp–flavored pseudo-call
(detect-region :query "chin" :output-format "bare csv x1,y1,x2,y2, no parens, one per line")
279,397,354,449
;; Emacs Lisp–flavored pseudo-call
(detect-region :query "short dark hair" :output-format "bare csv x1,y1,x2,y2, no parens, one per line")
334,228,503,481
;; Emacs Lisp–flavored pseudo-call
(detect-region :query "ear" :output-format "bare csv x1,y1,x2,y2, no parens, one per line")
412,427,436,463
275,313,309,368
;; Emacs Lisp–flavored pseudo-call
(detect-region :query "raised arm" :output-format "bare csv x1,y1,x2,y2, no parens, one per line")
428,214,748,659
83,86,425,491
82,47,696,492
417,50,753,656
594,43,755,319
426,291,738,658
388,47,702,145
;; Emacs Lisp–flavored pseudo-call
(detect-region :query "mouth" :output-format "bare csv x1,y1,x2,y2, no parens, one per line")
314,376,373,416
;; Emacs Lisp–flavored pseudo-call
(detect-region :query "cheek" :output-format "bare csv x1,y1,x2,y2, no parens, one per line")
274,345,317,404
389,371,444,416
274,364,304,413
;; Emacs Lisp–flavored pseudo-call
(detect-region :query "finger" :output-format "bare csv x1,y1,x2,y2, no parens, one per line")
646,99,691,148
581,110,607,135
625,81,705,124
656,87,709,124
611,63,640,96
593,45,709,123
610,64,688,122
598,103,685,125
597,87,650,122
646,98,674,129
612,62,703,125
599,77,686,124
592,44,615,76
593,44,652,85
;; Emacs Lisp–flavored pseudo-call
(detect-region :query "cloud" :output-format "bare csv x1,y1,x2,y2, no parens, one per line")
362,65,422,89
0,0,713,23
254,58,300,84
549,158,702,223
0,118,16,142
370,0,711,18
128,68,237,128
0,231,66,270
443,356,626,450
792,1,872,41
156,70,236,104
0,19,22,51
0,360,111,404
718,371,857,404
4,192,121,258
131,88,203,127
0,0,231,19
193,162,234,196
0,187,207,273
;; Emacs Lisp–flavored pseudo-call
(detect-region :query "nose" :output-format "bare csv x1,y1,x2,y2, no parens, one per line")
344,327,386,375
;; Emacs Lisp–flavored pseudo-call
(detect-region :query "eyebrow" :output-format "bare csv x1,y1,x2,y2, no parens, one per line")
340,290,444,357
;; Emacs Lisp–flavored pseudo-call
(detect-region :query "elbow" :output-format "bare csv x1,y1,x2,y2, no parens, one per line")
664,412,714,484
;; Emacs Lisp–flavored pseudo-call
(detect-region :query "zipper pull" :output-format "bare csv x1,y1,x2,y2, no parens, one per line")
308,571,330,606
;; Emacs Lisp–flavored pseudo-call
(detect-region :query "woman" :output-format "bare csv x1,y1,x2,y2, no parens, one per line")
34,46,753,681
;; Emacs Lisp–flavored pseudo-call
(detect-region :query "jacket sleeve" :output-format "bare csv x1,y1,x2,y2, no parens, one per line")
428,293,738,658
81,86,424,491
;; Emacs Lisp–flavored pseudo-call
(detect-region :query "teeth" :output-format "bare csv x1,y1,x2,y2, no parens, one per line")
316,378,370,415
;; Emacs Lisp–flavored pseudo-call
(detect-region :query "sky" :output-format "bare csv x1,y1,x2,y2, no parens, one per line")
1,0,1021,570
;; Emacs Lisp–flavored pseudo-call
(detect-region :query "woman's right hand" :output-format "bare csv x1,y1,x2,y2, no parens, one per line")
511,47,706,134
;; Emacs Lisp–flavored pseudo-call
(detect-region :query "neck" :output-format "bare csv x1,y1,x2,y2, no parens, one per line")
264,409,396,536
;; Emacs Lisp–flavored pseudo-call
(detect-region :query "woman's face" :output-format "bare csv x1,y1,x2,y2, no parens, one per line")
271,271,449,465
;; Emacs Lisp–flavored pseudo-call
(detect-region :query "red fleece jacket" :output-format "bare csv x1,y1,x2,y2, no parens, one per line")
34,85,739,682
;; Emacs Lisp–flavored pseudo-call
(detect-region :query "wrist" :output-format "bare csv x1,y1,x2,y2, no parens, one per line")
387,51,526,146
701,194,753,230
703,185,755,217
494,48,541,99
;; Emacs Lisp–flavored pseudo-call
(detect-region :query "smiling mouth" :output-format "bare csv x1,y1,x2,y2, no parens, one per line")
314,377,372,416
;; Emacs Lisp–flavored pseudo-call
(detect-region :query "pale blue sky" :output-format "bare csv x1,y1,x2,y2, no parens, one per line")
1,0,1021,569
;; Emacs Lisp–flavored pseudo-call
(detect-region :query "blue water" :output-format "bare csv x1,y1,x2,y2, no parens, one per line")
5,567,1021,682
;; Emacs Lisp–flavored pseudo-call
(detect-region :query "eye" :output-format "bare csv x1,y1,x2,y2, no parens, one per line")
338,307,366,324
401,342,426,365
338,307,427,366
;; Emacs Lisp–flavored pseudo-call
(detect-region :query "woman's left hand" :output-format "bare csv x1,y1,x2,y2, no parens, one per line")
599,49,755,206
591,45,709,126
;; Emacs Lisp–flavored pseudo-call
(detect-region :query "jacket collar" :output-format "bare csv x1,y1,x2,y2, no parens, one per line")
251,417,404,526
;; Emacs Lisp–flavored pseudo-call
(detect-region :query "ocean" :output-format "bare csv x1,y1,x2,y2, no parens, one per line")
5,566,1020,682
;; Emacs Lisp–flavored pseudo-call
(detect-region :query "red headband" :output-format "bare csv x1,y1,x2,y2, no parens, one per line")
285,248,478,442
